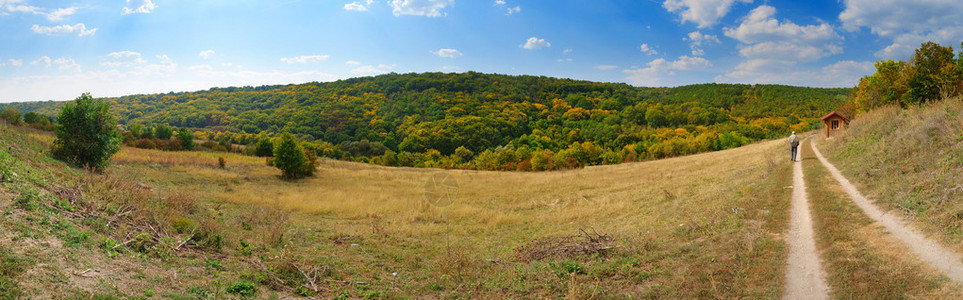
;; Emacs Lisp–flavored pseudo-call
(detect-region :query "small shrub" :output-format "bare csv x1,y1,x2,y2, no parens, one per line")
99,238,120,257
226,280,257,296
218,157,226,169
551,260,585,277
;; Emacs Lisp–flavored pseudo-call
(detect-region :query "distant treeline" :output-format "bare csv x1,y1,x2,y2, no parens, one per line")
1,72,850,170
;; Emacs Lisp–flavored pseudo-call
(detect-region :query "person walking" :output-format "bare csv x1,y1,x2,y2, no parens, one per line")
788,131,800,162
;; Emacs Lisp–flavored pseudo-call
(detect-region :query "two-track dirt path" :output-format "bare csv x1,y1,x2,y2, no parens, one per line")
784,138,829,300
810,140,963,282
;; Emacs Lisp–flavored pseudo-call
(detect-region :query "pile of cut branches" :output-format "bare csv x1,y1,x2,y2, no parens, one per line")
515,228,616,262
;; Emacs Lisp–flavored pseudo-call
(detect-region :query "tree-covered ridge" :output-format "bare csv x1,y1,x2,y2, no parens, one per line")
1,72,850,170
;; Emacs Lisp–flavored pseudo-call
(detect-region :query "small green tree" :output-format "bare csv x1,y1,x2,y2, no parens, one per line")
254,136,274,157
155,124,173,139
176,128,194,150
22,112,40,124
51,93,121,170
1,108,21,125
272,133,314,178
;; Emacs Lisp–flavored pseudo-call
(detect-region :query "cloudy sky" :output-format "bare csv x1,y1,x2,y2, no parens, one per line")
1,0,961,102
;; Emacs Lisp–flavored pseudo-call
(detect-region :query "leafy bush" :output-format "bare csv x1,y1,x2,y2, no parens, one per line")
226,280,257,296
176,128,194,150
154,124,173,139
51,93,121,171
254,136,273,157
0,108,20,125
22,112,39,124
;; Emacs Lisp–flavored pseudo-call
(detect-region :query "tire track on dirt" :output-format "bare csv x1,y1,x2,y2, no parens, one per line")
811,141,963,282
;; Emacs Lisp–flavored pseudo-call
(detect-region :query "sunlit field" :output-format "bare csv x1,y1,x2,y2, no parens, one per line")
105,136,794,297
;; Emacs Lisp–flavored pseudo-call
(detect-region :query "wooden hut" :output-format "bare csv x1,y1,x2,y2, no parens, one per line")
820,111,848,138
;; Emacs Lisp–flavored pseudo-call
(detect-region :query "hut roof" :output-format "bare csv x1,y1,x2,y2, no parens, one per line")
820,111,848,121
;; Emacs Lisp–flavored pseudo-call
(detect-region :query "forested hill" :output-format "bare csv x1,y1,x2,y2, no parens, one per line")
2,72,850,170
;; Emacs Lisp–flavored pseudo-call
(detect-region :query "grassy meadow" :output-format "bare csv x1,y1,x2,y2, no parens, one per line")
1,120,795,298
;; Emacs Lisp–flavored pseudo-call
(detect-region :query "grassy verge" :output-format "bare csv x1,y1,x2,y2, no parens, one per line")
820,97,963,248
804,137,963,298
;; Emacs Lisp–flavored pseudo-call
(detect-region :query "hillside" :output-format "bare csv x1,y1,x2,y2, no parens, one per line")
0,118,797,298
818,97,963,247
1,72,850,170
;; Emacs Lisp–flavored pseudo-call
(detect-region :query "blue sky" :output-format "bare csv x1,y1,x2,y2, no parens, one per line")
1,0,962,102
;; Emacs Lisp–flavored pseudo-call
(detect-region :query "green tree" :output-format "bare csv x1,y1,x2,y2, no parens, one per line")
176,128,194,150
906,41,956,104
51,93,121,170
155,124,173,139
272,133,313,178
22,112,40,124
254,136,274,157
453,146,473,163
1,108,21,125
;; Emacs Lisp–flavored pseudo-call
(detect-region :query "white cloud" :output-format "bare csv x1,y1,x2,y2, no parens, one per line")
624,56,711,86
521,37,550,50
280,55,330,64
562,49,573,54
725,6,837,44
102,51,147,67
0,64,339,102
839,0,963,59
198,50,215,59
556,58,573,63
639,43,657,55
389,0,454,17
1,2,78,21
686,31,720,46
724,5,841,62
345,60,361,65
432,48,462,58
493,0,519,15
2,0,40,14
595,65,618,70
8,59,22,67
156,54,173,64
31,56,51,67
352,64,397,76
122,0,156,15
31,23,97,36
53,57,80,72
691,48,705,56
344,1,374,12
663,0,753,28
716,60,873,87
44,7,76,21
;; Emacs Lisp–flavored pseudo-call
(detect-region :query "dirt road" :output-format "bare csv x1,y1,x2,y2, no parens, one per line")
784,138,829,299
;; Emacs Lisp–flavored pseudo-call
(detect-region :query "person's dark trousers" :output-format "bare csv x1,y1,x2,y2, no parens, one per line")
790,145,798,161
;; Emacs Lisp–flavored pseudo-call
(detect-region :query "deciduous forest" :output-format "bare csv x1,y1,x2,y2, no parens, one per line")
1,72,850,170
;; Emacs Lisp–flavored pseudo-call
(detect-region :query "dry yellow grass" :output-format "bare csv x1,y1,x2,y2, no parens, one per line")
109,135,796,297
113,146,264,166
